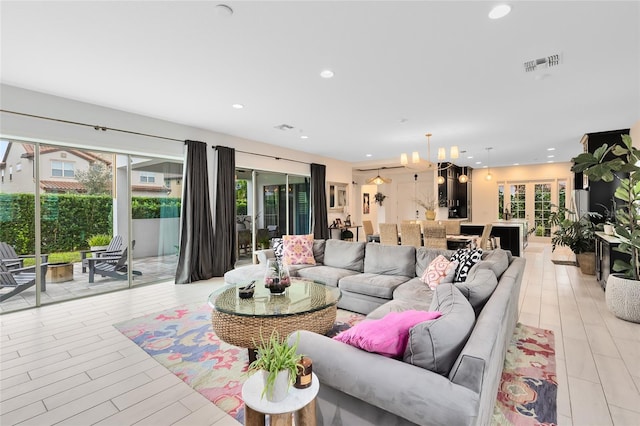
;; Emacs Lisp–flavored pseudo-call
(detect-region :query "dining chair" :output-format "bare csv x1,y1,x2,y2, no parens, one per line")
400,223,422,247
379,223,399,246
478,224,493,250
442,220,461,235
363,220,375,242
423,224,448,249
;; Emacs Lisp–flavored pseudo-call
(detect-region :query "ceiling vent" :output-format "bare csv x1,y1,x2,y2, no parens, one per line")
524,53,562,72
274,124,294,131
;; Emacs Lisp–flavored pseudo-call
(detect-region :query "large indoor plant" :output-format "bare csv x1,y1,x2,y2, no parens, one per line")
571,134,640,322
547,205,599,274
248,330,303,402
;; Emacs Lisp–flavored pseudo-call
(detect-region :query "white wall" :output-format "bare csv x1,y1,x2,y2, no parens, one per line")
471,162,574,225
0,84,354,229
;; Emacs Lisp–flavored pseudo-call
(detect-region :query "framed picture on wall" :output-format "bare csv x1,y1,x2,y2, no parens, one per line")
363,193,370,214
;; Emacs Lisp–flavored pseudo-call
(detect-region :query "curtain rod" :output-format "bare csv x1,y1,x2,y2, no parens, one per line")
1,109,185,142
213,145,310,165
2,109,314,165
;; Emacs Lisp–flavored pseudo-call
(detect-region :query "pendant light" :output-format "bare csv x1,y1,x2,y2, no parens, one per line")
366,169,392,185
458,166,469,183
485,147,493,181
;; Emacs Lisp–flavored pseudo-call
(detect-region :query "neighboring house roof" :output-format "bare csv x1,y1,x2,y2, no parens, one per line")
21,144,112,165
132,185,170,193
40,180,87,193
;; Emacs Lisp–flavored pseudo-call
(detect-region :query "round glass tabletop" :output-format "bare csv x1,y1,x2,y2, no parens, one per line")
208,278,341,318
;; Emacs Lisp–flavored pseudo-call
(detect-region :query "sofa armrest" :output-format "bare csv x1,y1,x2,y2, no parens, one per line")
291,330,479,426
255,249,275,264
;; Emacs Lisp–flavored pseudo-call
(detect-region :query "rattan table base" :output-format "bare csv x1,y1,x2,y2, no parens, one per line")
212,304,337,351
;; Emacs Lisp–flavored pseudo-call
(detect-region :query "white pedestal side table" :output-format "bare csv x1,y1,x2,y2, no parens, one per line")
242,372,319,426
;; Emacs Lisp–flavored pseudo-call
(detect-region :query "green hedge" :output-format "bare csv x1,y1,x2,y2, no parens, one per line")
0,194,180,255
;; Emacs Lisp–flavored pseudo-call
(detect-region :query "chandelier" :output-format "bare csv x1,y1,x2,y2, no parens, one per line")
400,133,459,171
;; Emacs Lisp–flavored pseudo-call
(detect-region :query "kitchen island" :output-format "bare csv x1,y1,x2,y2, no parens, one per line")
461,219,528,257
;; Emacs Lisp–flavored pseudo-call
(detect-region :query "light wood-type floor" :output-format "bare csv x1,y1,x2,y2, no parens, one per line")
1,243,639,425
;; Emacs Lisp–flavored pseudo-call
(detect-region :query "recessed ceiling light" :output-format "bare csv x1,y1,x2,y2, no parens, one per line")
467,156,474,159
320,69,334,79
547,147,555,151
232,103,244,109
300,135,308,139
514,163,520,166
547,160,554,163
548,155,555,158
366,154,372,157
475,161,482,165
488,4,511,19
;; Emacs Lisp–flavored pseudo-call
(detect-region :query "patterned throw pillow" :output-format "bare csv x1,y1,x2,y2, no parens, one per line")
420,255,459,290
450,248,483,282
272,238,284,261
281,234,316,266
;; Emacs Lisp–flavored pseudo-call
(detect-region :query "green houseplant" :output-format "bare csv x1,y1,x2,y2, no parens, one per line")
547,205,600,274
415,196,437,220
571,134,640,322
248,330,303,401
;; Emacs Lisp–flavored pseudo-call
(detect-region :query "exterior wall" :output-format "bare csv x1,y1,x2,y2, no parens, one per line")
0,143,33,193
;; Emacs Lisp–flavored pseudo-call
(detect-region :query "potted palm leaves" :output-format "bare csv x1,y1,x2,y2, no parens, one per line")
547,205,600,275
571,134,640,323
248,330,303,402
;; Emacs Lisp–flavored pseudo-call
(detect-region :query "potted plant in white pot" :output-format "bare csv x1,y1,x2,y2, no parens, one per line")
571,134,640,323
547,205,600,275
248,330,303,402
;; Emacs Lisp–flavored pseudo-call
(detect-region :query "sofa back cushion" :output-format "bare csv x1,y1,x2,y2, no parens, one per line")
403,283,475,375
415,247,455,277
323,240,366,272
313,239,326,264
364,243,415,277
473,248,510,279
454,268,499,316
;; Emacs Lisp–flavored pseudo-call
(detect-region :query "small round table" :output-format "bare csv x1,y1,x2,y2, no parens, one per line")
208,279,341,362
242,372,319,426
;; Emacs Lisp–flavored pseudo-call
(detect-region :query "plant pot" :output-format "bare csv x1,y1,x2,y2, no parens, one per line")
605,275,640,323
425,210,436,220
261,369,290,402
575,252,595,275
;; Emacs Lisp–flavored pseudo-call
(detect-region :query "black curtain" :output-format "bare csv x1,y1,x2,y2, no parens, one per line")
212,146,236,276
311,163,330,239
175,140,215,283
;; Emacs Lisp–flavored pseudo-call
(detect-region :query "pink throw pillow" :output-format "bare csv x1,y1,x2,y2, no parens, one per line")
333,310,442,357
281,234,316,266
421,255,458,290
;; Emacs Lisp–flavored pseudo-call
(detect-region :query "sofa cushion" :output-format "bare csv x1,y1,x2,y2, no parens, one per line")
296,265,360,287
364,243,416,277
339,273,411,299
420,255,458,290
333,310,442,358
323,240,366,272
313,240,326,264
392,278,435,305
450,248,483,282
471,248,510,279
454,268,499,315
367,297,433,320
415,247,455,278
282,234,316,266
403,283,475,375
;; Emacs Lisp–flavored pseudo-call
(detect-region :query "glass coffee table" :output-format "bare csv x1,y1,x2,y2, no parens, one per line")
208,278,341,362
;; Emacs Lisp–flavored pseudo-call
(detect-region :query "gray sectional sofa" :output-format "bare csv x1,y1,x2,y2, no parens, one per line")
224,239,525,426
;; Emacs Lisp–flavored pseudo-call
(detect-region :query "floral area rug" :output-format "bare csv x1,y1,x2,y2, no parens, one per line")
114,305,556,425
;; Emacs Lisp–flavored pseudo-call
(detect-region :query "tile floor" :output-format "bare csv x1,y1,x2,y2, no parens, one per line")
1,243,639,425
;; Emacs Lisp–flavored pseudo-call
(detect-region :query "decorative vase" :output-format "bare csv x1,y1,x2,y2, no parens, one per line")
575,252,596,275
264,259,291,294
262,369,290,402
605,274,640,323
425,210,436,221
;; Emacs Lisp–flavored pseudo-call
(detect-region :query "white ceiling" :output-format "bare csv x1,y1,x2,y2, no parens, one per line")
1,1,639,170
